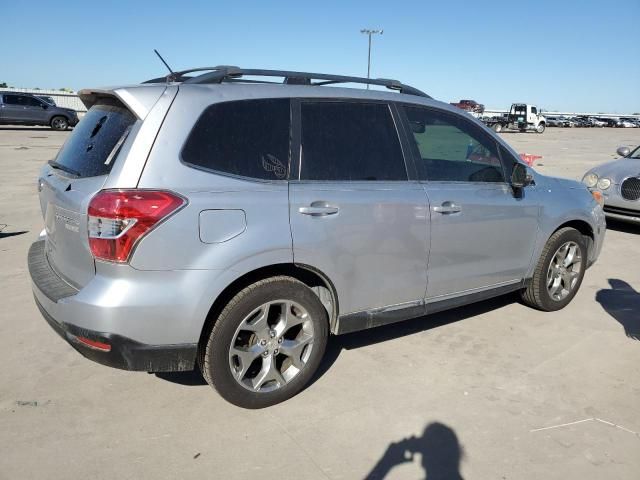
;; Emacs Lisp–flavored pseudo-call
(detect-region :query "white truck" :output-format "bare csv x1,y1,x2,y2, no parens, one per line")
484,103,546,133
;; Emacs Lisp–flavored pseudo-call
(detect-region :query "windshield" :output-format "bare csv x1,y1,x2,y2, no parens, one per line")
52,102,136,177
630,146,640,159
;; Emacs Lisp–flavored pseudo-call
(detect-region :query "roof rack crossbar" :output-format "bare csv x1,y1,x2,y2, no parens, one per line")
142,67,430,98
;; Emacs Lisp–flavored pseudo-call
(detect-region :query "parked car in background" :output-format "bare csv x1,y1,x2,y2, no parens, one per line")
28,66,605,408
0,92,78,130
36,95,57,106
546,117,563,127
619,119,637,128
583,145,640,224
587,117,606,127
571,117,591,128
450,99,485,114
601,118,621,128
557,116,575,127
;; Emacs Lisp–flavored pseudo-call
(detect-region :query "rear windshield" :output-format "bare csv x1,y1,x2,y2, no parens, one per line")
53,102,136,177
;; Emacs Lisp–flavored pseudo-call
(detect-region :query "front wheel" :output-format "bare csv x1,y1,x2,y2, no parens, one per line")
199,276,329,408
50,116,69,131
521,227,587,311
492,123,503,133
536,123,546,133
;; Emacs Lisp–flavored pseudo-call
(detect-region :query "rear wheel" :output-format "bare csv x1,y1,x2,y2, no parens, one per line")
50,116,68,131
200,276,329,408
492,123,503,133
521,228,587,311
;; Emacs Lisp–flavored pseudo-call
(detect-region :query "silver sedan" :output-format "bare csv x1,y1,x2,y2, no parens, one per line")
583,145,640,224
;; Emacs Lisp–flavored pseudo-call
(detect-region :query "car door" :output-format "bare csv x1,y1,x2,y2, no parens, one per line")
289,100,430,326
399,105,540,303
0,94,24,122
528,106,538,126
20,95,48,123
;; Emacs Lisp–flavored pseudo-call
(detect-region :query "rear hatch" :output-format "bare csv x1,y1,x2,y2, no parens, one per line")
39,99,138,288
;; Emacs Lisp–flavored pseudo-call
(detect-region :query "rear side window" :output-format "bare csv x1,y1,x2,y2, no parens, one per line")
182,99,291,180
300,102,407,181
3,94,21,105
53,102,136,177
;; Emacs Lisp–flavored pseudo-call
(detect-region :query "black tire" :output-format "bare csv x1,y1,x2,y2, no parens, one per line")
50,116,69,131
492,123,503,133
521,227,587,311
536,123,546,134
199,276,329,408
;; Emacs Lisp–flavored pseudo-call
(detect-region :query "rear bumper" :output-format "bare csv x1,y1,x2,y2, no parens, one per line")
34,295,197,371
28,240,198,372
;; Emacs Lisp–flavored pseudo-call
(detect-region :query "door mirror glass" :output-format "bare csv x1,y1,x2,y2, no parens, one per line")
511,163,532,188
616,146,631,157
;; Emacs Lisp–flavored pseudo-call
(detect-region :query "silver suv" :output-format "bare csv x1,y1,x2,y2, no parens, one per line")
28,67,606,408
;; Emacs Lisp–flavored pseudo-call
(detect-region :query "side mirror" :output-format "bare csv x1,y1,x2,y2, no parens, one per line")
616,146,631,157
511,163,533,189
409,121,426,134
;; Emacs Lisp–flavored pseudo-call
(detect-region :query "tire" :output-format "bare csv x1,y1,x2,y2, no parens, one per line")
521,227,587,311
536,123,546,133
50,116,69,131
492,123,503,133
199,276,329,408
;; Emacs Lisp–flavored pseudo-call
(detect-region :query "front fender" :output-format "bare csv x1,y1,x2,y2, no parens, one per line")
526,180,605,277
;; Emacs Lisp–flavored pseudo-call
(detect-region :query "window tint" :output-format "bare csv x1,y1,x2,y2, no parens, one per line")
182,99,290,180
403,106,504,183
3,95,20,105
531,106,537,114
23,96,42,107
300,102,406,181
53,102,136,177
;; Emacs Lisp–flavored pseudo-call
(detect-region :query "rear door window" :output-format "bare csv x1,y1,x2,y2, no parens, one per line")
52,102,136,177
23,96,42,107
299,102,407,181
181,98,291,180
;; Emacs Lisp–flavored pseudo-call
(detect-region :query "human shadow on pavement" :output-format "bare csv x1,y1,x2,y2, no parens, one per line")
365,422,464,480
596,279,640,341
156,294,517,388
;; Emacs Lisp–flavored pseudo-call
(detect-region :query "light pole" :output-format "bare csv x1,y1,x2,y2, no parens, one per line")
360,28,383,89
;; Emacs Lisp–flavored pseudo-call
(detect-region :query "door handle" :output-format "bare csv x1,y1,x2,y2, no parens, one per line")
298,201,339,216
433,202,462,214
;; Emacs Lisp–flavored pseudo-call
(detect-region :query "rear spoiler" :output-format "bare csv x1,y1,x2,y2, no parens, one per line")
78,85,168,120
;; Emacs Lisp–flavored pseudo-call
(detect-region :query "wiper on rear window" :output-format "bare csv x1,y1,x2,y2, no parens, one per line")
48,160,81,177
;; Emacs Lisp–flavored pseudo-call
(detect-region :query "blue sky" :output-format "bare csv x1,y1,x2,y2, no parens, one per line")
2,0,638,113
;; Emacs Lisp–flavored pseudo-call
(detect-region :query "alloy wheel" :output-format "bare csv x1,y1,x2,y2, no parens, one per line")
228,300,315,393
546,241,582,301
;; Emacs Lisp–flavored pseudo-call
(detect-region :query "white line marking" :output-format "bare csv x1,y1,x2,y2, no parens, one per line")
531,417,640,438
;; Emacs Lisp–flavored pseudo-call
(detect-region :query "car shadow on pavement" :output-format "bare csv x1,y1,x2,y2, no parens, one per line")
0,226,28,239
595,279,640,341
365,422,464,480
155,294,518,389
311,294,517,386
605,219,640,235
0,127,61,132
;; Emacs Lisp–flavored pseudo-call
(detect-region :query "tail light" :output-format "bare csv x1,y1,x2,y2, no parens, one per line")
88,189,186,263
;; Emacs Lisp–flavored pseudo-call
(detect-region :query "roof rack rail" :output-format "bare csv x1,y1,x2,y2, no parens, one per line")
142,66,430,98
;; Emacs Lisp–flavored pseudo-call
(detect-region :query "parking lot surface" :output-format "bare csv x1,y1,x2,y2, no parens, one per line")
1,126,639,480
